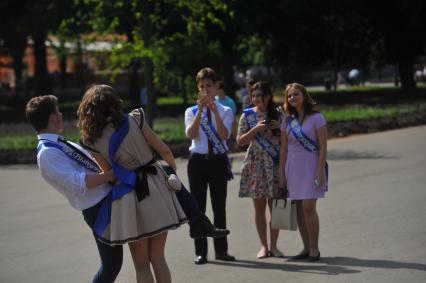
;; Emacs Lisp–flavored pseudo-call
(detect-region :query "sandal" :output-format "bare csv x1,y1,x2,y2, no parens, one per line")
268,249,284,258
257,247,269,259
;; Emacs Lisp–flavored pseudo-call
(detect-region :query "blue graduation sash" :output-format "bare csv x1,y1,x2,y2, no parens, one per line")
243,108,280,163
288,115,329,185
93,114,137,237
191,106,233,180
37,140,101,174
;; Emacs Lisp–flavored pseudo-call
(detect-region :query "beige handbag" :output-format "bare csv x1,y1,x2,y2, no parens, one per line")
271,199,297,231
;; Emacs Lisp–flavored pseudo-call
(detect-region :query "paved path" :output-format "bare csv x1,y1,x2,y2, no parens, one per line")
1,126,426,283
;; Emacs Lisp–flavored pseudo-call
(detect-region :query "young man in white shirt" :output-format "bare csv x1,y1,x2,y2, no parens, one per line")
26,95,122,283
185,67,235,264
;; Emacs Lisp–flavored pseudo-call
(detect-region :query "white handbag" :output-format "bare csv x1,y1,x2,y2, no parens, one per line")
158,164,182,192
165,173,182,192
271,199,297,231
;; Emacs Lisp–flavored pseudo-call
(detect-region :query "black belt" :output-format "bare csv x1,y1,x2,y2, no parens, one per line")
190,152,227,160
134,159,157,202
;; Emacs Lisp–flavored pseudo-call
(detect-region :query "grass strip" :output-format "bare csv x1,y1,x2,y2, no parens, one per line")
0,105,423,150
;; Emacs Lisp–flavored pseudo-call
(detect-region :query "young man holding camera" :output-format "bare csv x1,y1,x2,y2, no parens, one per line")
185,67,235,265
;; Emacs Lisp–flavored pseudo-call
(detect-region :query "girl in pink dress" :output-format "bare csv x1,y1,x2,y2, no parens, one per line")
279,83,328,262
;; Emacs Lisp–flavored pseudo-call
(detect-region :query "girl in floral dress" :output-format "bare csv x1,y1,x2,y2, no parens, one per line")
237,81,284,258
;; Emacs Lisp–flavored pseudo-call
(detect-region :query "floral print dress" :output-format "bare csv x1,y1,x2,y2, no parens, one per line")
237,110,281,199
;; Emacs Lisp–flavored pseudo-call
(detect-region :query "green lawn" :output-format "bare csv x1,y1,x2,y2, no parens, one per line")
323,106,419,122
0,104,423,150
0,119,186,150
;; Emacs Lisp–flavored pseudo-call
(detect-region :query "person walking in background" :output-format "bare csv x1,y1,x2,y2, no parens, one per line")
215,81,237,115
279,83,328,262
236,81,284,259
185,67,235,265
215,80,238,155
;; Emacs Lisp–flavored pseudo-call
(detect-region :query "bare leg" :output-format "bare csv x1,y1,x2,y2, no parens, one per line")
129,239,155,283
302,199,320,256
267,199,281,254
149,232,171,283
253,198,268,258
296,200,310,254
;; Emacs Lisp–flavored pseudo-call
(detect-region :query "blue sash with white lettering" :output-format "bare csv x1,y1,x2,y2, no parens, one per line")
37,140,101,173
191,106,233,180
288,115,329,187
93,114,137,237
243,108,280,163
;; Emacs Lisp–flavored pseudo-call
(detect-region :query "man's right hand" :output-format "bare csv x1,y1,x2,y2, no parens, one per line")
197,96,208,110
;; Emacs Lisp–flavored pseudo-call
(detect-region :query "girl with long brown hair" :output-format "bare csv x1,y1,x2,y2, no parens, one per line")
77,84,187,283
279,83,328,262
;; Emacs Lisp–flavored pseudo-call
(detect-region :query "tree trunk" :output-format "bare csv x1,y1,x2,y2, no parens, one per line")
144,59,155,127
10,35,27,94
126,28,141,109
397,52,416,93
222,45,237,100
59,38,67,89
141,0,156,127
216,21,238,100
182,76,188,106
129,59,140,109
33,31,51,96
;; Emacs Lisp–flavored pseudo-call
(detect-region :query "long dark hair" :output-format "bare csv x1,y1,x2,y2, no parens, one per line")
250,81,280,136
77,84,124,144
250,81,279,121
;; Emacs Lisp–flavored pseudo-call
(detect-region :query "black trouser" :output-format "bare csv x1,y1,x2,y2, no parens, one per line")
163,165,203,226
187,153,229,256
83,202,123,283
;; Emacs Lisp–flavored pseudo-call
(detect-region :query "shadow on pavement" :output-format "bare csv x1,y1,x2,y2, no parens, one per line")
319,256,426,271
328,150,396,161
208,258,360,275
208,256,426,275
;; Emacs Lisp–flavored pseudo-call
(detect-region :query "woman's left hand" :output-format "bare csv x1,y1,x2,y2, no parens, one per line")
315,171,325,187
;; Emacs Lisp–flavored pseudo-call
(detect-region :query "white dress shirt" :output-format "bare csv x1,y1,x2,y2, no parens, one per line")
37,133,111,211
184,101,234,154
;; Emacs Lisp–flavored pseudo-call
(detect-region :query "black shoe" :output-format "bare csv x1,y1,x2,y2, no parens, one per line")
215,253,236,261
308,252,321,262
291,251,310,260
190,217,230,239
194,255,208,265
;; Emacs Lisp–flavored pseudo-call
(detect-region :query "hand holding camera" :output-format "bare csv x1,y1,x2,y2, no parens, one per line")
197,91,209,109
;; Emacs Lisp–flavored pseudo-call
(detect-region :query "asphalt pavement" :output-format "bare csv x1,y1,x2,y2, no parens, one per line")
1,126,426,283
